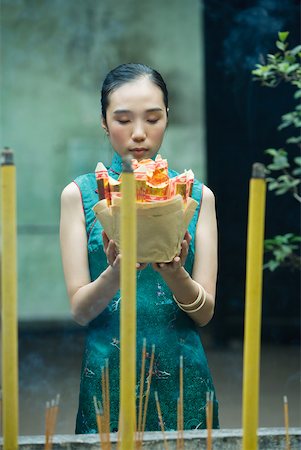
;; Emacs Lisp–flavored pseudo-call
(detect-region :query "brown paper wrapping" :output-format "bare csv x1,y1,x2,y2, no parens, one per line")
93,194,198,263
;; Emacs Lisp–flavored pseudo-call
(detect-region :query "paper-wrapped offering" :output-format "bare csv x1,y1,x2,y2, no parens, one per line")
93,155,198,263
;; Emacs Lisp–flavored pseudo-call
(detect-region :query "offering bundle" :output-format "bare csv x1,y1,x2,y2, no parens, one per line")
93,155,198,263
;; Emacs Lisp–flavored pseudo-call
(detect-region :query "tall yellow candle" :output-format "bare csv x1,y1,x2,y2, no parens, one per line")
1,148,19,450
119,156,137,449
242,163,266,450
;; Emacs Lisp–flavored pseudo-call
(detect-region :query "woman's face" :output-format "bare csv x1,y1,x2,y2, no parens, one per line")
102,77,168,161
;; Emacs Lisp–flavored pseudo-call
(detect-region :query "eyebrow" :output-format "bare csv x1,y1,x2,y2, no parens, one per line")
113,108,164,114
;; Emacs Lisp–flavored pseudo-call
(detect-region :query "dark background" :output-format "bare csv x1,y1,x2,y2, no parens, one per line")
203,0,300,344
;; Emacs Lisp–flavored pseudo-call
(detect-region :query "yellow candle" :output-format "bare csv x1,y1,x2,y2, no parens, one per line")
242,163,266,450
119,156,137,449
1,148,19,450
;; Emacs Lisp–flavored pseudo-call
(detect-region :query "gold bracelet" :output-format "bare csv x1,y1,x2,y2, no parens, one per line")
173,282,207,313
173,281,203,309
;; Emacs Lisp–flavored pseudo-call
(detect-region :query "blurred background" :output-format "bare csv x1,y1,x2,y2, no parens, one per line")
1,0,300,435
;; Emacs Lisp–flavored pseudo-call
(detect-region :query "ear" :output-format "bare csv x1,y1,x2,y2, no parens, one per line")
101,117,109,135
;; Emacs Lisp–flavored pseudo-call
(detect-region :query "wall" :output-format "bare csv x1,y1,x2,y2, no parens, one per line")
1,0,205,320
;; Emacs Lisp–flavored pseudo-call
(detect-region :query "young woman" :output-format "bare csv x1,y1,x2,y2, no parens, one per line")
60,63,219,432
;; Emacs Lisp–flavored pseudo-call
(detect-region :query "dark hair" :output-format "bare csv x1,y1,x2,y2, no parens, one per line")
101,63,168,121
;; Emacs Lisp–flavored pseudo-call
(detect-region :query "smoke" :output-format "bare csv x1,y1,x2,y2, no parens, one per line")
220,0,299,75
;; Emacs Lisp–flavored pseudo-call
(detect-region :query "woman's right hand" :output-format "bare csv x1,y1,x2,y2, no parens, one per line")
102,231,121,270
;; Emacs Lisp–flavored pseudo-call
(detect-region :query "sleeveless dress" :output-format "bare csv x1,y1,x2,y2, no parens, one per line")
74,153,219,433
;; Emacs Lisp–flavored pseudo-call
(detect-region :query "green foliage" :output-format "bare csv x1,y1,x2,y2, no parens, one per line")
252,32,301,271
264,234,301,272
265,149,301,200
252,31,301,88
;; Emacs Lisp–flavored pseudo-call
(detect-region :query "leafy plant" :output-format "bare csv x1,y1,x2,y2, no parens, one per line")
264,234,301,272
252,32,301,271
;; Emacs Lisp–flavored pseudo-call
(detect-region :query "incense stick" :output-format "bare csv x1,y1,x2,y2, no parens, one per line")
105,359,111,450
48,399,56,450
179,355,184,450
140,344,156,443
137,337,147,443
283,395,290,450
101,366,111,450
154,391,169,450
93,395,104,449
45,401,50,450
44,394,60,450
0,389,2,435
176,397,180,450
206,391,213,450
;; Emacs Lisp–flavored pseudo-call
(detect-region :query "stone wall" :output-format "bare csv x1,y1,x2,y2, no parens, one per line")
1,429,301,449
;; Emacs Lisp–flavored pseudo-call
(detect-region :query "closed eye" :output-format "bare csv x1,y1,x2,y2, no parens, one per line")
117,120,130,124
147,119,159,124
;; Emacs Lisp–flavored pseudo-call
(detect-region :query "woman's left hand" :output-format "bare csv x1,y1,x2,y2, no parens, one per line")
152,231,192,274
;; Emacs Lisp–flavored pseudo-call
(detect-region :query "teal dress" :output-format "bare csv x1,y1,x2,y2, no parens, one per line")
74,153,219,433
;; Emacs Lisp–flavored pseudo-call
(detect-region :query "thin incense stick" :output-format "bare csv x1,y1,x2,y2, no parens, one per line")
179,355,184,450
93,395,104,449
137,338,147,442
176,398,180,450
283,395,290,450
48,399,56,450
105,359,111,450
44,401,50,450
101,367,110,449
45,399,55,450
50,394,60,450
154,391,169,450
140,344,156,440
0,389,2,435
206,391,213,450
44,395,60,450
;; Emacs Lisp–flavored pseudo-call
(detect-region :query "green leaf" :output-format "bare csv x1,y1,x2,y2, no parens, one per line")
275,187,290,195
294,156,301,166
278,31,289,42
276,40,286,51
294,90,301,99
263,260,280,271
292,168,301,176
265,148,278,156
286,63,300,74
267,158,290,170
291,45,301,56
267,181,280,191
287,136,301,144
291,236,301,243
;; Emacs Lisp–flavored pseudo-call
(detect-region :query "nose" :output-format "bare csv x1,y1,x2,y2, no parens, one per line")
132,121,146,142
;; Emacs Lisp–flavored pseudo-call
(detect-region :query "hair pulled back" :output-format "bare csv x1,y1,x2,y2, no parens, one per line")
101,63,168,121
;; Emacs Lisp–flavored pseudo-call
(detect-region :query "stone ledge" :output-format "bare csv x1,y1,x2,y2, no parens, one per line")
0,428,300,449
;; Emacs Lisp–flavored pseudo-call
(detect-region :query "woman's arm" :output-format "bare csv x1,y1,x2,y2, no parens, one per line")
153,185,218,326
60,182,121,326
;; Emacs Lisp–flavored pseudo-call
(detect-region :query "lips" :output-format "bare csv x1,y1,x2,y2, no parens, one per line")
129,148,148,153
129,148,148,159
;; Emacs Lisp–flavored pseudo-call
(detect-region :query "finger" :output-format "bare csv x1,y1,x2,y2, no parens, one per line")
184,231,192,246
172,256,182,270
112,254,121,269
151,262,162,272
107,240,118,265
181,240,188,252
178,240,188,260
102,230,110,249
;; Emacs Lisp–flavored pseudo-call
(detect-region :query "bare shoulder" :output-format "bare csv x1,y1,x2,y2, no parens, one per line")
202,184,216,205
61,182,81,206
